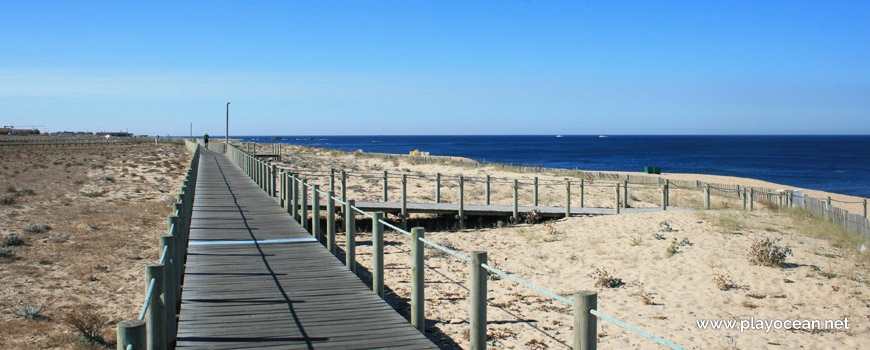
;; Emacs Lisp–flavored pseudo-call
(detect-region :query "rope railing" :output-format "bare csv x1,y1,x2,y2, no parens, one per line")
228,142,870,349
137,278,157,321
116,139,200,349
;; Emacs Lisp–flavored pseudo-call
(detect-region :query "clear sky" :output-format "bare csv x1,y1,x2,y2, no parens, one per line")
1,1,868,136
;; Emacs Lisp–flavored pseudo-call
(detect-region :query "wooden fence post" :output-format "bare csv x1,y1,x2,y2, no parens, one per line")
534,177,539,207
749,189,755,211
614,183,620,214
312,185,321,241
301,179,309,231
510,179,519,223
117,320,146,350
411,227,425,332
270,164,276,197
291,173,299,221
401,174,408,229
345,200,356,272
470,251,488,350
145,264,167,350
159,235,177,342
864,199,867,218
661,183,667,211
704,184,711,210
743,188,748,211
579,179,585,208
458,176,465,230
382,171,388,202
373,212,385,298
435,173,441,203
340,170,347,204
565,180,571,218
279,170,285,207
327,191,336,254
574,291,598,350
623,180,629,208
485,175,491,205
329,168,335,194
284,172,291,212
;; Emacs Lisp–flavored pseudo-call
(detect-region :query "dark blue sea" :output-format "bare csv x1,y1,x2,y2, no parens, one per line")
235,135,870,198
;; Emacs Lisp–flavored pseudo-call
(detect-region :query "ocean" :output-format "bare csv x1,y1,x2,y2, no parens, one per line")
235,135,870,198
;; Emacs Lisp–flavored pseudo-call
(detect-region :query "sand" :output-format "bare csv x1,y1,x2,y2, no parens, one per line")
254,142,869,350
0,142,188,349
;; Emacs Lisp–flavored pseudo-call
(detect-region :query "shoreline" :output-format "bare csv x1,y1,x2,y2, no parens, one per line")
284,141,868,215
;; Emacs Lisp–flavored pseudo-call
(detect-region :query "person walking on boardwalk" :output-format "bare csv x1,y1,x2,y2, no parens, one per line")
203,132,209,148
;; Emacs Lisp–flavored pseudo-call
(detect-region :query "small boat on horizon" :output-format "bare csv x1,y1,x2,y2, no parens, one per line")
556,134,563,138
599,135,608,138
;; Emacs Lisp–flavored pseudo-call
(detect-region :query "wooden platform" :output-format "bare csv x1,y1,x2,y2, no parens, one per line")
176,150,436,349
350,201,689,217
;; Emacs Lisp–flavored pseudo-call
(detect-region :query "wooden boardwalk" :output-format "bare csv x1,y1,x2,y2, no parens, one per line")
176,150,437,349
350,201,689,217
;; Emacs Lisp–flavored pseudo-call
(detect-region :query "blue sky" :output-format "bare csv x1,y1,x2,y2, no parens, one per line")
1,1,868,136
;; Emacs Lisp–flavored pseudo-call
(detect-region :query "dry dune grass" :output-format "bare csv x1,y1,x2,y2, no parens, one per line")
0,143,187,349
246,142,870,349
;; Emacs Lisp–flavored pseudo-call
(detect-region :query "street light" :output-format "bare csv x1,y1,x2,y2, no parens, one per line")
226,102,230,146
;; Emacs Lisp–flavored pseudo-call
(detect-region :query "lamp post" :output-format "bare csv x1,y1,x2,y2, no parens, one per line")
226,102,230,145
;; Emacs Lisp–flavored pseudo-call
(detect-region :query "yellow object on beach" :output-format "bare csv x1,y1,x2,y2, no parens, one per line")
409,149,430,156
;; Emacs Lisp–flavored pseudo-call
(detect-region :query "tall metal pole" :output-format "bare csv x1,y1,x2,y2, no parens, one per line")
226,102,230,145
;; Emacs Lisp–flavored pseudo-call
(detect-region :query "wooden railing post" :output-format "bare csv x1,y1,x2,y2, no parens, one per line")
279,170,285,207
329,168,335,194
411,227,425,332
435,173,441,203
270,164,276,197
401,174,408,229
565,180,571,218
301,179,309,231
159,235,177,343
574,291,598,350
382,171,388,202
291,173,299,221
312,185,321,241
661,183,667,211
512,179,519,223
327,191,336,254
345,200,356,272
117,320,146,350
580,179,585,208
372,212,385,298
704,184,711,210
485,175,491,205
458,176,465,230
864,199,867,218
623,180,629,208
340,170,347,204
284,172,291,212
145,264,167,350
534,177,539,207
614,183,620,214
750,188,755,211
470,251,487,350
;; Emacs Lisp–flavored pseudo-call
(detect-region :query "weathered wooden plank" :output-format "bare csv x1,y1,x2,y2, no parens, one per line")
176,150,436,349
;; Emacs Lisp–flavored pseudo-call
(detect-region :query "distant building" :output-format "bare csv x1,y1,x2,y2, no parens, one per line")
50,131,95,136
0,128,40,135
95,131,133,137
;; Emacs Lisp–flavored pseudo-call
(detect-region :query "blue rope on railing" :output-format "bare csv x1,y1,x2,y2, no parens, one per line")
138,278,156,320
590,309,685,350
231,143,687,350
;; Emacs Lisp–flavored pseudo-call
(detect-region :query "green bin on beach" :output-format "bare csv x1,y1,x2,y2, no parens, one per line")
643,166,661,174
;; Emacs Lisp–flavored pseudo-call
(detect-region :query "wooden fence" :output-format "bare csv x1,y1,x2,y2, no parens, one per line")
115,140,199,350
